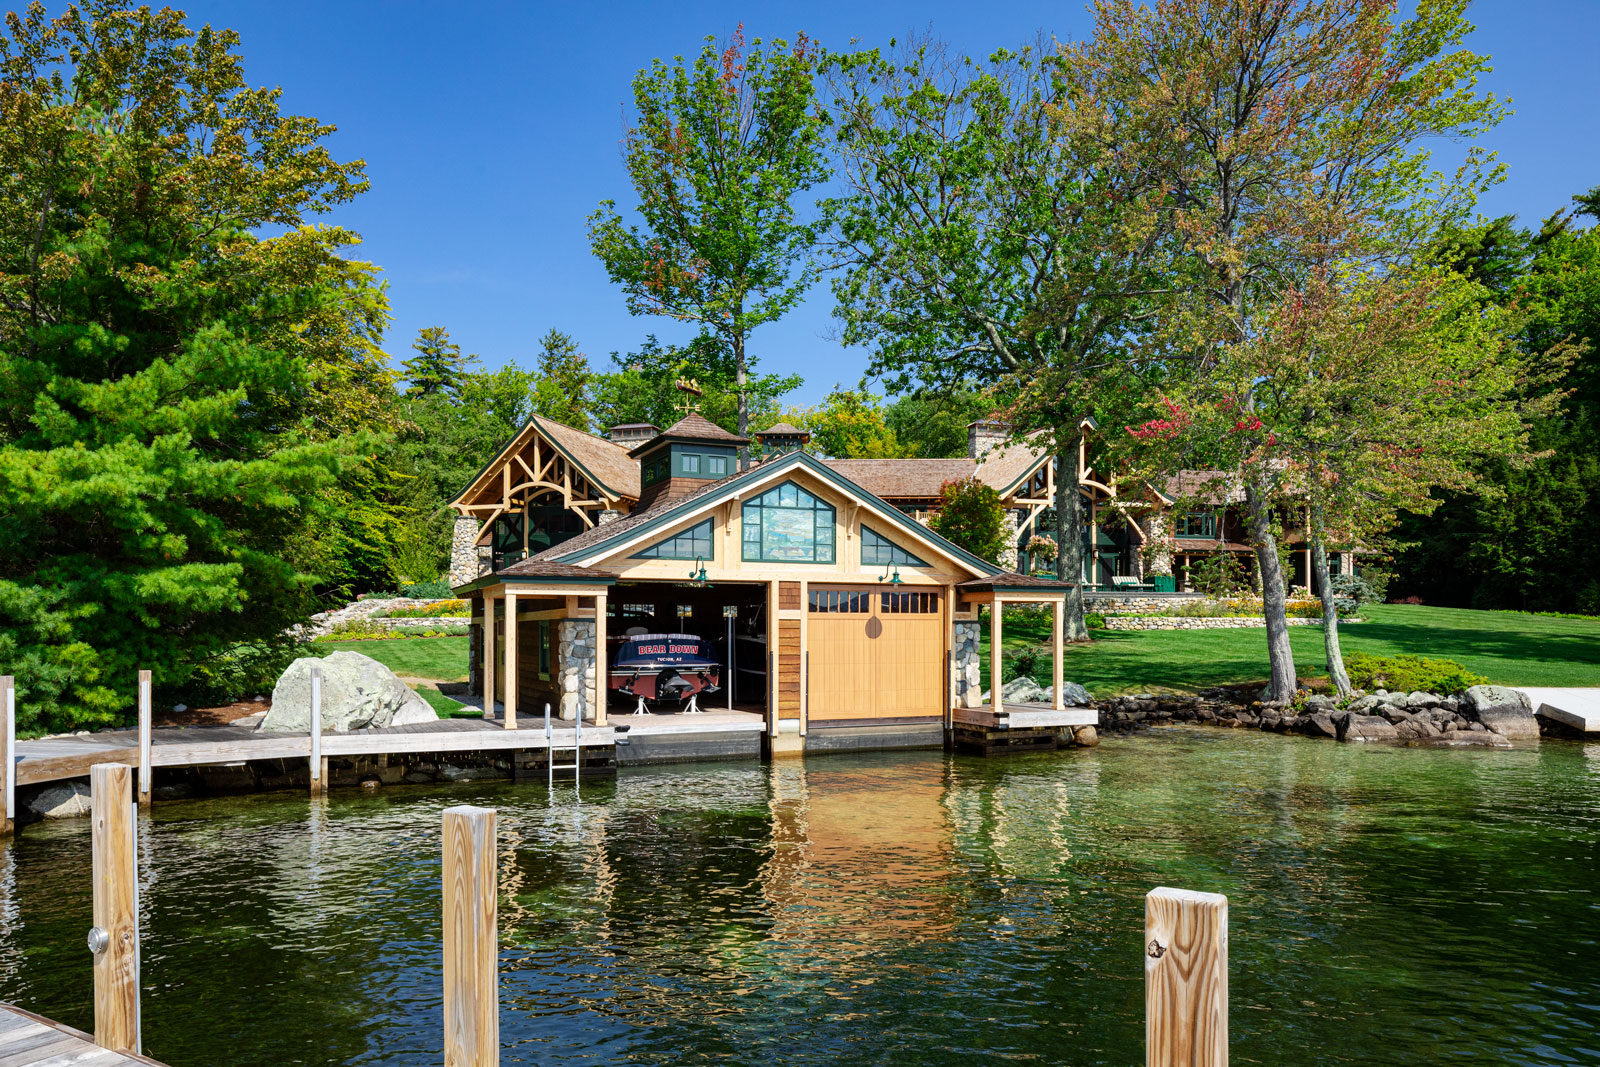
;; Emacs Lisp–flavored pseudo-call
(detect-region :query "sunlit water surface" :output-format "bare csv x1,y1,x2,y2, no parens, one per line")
2,729,1598,1066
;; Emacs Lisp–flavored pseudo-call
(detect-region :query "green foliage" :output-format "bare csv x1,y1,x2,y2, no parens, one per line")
1330,574,1381,607
787,387,900,458
590,334,800,436
379,599,468,619
1187,554,1250,598
0,4,373,732
1005,644,1045,679
532,329,592,431
883,389,993,458
589,27,827,438
1343,652,1488,696
316,620,468,641
929,478,1008,563
403,327,478,399
399,580,454,599
182,638,306,709
1085,612,1107,631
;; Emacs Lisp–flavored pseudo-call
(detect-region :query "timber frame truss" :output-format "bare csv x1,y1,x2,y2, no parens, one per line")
451,433,620,547
1010,431,1118,541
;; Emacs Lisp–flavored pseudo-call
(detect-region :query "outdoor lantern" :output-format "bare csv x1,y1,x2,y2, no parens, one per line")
877,563,904,586
688,558,710,588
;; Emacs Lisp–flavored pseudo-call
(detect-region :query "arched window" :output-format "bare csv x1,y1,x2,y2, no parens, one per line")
742,481,835,563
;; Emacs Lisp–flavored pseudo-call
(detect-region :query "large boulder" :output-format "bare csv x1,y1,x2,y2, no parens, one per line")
1460,685,1536,740
25,781,92,820
999,677,1049,704
1337,713,1399,743
1060,681,1093,707
261,651,438,732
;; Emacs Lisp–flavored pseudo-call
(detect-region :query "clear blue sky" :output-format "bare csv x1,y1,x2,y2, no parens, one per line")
214,0,1599,406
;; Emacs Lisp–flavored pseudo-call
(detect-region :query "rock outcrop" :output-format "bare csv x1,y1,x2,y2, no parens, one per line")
260,651,438,732
1459,685,1538,740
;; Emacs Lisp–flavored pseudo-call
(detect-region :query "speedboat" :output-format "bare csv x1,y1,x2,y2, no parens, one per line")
609,633,721,714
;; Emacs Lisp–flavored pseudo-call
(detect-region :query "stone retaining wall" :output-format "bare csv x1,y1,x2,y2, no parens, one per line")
1104,615,1340,631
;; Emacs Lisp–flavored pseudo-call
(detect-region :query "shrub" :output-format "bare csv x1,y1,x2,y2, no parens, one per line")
1085,612,1107,630
1188,553,1250,597
930,478,1009,563
1344,651,1487,695
318,619,467,642
1330,573,1379,607
182,637,306,707
1025,534,1058,564
1006,644,1046,679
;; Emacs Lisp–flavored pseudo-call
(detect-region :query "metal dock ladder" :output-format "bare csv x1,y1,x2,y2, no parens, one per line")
544,703,580,791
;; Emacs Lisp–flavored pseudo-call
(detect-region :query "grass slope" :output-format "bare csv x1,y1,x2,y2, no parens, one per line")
987,604,1600,696
314,636,470,683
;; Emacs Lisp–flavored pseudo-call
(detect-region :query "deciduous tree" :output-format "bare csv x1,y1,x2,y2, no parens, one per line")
589,27,827,463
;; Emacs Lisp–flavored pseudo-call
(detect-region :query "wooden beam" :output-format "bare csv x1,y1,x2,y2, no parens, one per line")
593,591,608,727
1146,887,1228,1067
136,671,151,807
310,665,325,797
1,675,13,838
1052,599,1064,710
503,592,519,731
90,763,140,1056
482,595,496,722
990,598,1003,717
442,805,499,1067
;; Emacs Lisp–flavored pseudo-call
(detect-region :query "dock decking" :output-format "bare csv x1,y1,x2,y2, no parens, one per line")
0,1002,163,1066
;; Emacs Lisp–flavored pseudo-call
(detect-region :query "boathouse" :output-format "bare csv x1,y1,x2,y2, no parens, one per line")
447,413,1095,755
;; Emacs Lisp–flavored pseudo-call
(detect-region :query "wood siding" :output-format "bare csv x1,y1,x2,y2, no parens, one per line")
778,620,801,718
779,581,802,611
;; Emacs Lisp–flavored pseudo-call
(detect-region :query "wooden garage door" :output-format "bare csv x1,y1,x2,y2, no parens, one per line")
808,587,943,724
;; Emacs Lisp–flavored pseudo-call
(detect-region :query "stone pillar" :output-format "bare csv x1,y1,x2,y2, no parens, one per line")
952,620,983,709
449,515,481,588
558,619,596,721
1140,514,1173,577
998,510,1020,571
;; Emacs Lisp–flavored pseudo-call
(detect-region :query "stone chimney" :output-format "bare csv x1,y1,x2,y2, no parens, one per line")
449,515,482,588
967,416,1010,459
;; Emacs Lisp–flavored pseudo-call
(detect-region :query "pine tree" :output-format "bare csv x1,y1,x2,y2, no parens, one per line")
402,327,477,399
531,329,592,430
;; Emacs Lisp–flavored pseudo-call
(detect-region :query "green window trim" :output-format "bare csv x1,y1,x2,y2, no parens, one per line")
1175,513,1218,539
742,480,836,564
634,518,714,560
861,524,928,568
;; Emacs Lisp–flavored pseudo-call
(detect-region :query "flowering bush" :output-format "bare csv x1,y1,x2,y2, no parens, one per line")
1026,535,1058,563
379,599,469,619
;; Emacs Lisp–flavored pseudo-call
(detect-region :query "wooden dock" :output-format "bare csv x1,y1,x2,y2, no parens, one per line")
0,1002,164,1066
15,716,620,788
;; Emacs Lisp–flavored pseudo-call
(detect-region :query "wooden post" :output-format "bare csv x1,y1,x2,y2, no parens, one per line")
1052,598,1065,711
1146,887,1228,1067
482,594,496,722
309,665,325,798
90,763,141,1056
990,597,1003,717
137,670,152,807
593,590,608,728
503,591,518,730
1,675,14,838
442,805,498,1067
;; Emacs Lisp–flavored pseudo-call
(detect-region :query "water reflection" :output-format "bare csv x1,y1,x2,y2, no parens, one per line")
0,733,1596,1067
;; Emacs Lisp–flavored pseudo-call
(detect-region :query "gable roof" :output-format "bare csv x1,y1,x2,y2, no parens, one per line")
821,436,1053,502
451,414,641,507
535,449,1003,578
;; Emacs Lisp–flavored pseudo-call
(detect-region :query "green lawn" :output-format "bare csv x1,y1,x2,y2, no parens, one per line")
315,636,470,682
985,604,1600,696
414,685,479,718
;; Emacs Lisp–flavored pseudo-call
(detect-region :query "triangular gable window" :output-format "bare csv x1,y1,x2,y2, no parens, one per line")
742,481,836,563
861,525,928,568
634,519,713,560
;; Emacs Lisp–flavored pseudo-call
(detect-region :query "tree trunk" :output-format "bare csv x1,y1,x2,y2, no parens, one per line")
733,330,750,470
1054,447,1088,641
1244,477,1297,700
1310,506,1352,697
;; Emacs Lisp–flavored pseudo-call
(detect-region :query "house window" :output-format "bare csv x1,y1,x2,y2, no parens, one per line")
538,621,551,679
809,589,871,613
881,591,939,614
634,518,714,560
861,525,928,568
707,455,726,476
682,454,700,474
742,481,835,563
1175,513,1217,539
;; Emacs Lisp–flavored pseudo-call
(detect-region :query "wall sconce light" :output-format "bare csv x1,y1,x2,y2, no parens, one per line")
877,563,903,586
688,557,711,588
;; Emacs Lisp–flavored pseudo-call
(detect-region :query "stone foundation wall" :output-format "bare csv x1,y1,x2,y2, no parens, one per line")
1086,594,1203,612
558,619,596,721
952,621,982,708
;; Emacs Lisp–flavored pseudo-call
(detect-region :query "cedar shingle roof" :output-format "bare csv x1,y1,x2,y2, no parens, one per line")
496,559,619,580
756,421,809,437
629,412,749,456
527,472,742,562
822,458,976,499
956,572,1071,591
532,416,641,500
1161,470,1245,505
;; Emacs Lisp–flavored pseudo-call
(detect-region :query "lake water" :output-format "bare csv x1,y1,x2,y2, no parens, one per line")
2,729,1598,1066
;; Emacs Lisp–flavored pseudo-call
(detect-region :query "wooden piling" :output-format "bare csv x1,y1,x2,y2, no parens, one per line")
1145,887,1228,1067
309,665,325,797
442,805,498,1067
1,675,14,838
137,670,152,807
90,763,141,1056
